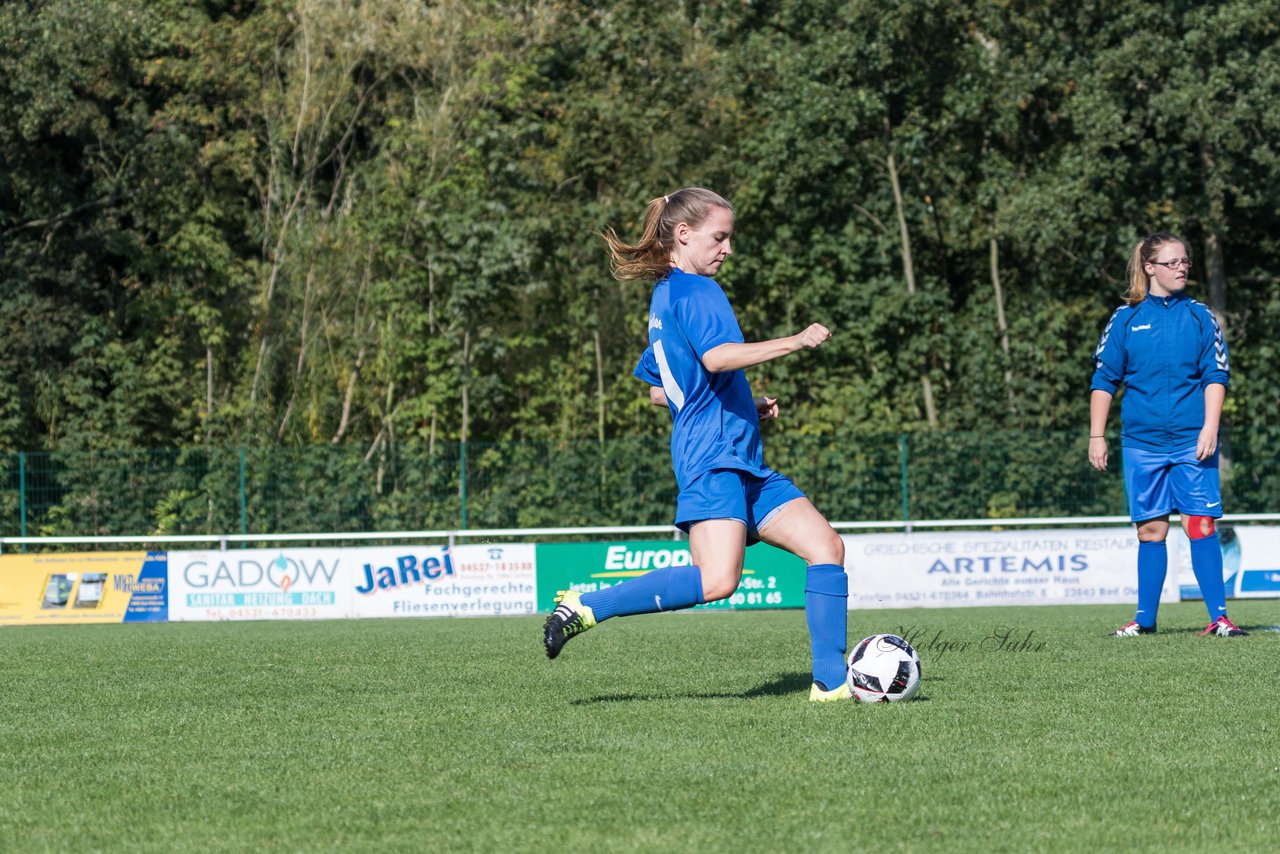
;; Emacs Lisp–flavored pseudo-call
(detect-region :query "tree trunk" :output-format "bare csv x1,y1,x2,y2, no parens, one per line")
1203,230,1228,329
460,329,470,444
205,345,214,441
594,326,605,444
990,237,1015,414
1199,140,1229,330
886,118,935,426
594,324,606,495
920,375,938,426
332,342,365,444
886,139,916,296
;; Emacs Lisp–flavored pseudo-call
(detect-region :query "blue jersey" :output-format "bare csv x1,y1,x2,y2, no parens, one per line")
633,268,769,489
1090,292,1229,451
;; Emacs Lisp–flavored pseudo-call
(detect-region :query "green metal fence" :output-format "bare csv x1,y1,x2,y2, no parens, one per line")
3,429,1279,544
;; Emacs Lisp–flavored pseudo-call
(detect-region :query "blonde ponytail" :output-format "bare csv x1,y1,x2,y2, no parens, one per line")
602,187,733,281
1123,231,1182,306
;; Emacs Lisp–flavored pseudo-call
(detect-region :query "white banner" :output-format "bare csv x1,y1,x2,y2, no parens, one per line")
168,548,348,622
350,544,536,618
1171,524,1280,600
842,528,1178,609
168,544,536,621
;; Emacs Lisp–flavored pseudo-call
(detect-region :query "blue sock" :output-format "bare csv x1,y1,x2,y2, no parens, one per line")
1189,533,1228,621
805,564,848,691
1134,541,1167,628
581,565,704,622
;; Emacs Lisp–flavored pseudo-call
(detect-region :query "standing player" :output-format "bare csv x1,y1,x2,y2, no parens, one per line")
542,187,853,700
1089,231,1246,637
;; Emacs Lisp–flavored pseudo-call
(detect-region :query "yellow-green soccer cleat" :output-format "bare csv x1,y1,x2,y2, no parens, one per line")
809,681,853,702
543,589,597,659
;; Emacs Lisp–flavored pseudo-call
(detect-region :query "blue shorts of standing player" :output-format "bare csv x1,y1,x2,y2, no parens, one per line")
1122,445,1222,524
1118,444,1238,635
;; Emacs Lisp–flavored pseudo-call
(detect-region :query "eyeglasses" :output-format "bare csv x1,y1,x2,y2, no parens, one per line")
1151,258,1193,270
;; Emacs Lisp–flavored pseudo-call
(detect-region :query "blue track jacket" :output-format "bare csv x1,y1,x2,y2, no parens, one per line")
1090,292,1229,451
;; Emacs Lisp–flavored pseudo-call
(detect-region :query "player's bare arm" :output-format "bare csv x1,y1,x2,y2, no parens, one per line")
1088,389,1113,471
702,322,831,373
1198,383,1225,460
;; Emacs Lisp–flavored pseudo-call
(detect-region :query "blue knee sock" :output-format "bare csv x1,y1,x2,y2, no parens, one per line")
1189,534,1228,621
1134,541,1167,628
805,563,848,691
581,565,705,622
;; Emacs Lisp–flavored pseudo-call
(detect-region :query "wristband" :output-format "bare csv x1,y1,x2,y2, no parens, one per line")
1089,435,1104,438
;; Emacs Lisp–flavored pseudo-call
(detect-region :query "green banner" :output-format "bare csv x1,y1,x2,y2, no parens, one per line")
535,540,806,612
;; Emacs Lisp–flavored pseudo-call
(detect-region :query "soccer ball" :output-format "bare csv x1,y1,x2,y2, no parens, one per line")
846,634,922,703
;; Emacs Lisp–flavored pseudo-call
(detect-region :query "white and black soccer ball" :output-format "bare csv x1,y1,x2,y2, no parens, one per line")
846,633,922,703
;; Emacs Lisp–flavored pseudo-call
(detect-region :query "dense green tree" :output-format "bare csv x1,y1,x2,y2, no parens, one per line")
3,0,1279,533
0,0,266,451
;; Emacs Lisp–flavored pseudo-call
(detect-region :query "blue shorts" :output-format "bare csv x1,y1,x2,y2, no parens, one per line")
1122,444,1222,522
675,468,805,545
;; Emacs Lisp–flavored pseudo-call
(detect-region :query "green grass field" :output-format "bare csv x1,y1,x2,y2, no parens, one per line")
2,602,1278,852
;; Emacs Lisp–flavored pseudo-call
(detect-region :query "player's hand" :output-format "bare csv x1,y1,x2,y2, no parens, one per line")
1088,436,1108,471
1196,426,1218,461
794,323,831,350
755,396,779,421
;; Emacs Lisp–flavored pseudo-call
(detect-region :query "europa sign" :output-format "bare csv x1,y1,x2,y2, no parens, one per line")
533,540,806,613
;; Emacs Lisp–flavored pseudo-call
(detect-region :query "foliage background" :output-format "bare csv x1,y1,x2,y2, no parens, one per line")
2,0,1278,531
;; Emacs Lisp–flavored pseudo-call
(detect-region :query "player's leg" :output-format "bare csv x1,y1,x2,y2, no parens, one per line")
544,547,712,658
1116,446,1171,636
1117,516,1169,635
543,470,741,659
580,517,743,618
1181,513,1244,634
583,471,748,614
687,518,747,601
753,483,848,697
1170,448,1246,636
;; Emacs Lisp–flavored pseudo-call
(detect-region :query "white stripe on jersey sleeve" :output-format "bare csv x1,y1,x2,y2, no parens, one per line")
653,340,686,412
1209,312,1229,371
1094,307,1124,369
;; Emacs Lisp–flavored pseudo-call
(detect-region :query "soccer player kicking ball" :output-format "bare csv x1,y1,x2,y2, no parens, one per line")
543,187,853,701
1089,231,1246,638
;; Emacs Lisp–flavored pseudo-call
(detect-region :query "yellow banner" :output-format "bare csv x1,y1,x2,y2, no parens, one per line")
0,552,163,626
